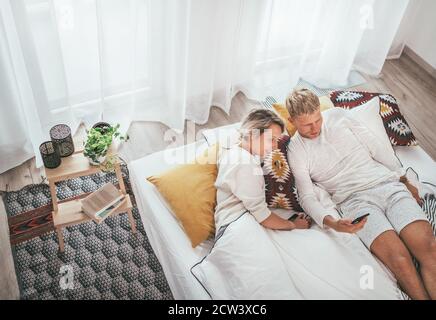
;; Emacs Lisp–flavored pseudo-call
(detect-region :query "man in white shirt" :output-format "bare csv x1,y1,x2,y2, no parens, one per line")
286,88,435,300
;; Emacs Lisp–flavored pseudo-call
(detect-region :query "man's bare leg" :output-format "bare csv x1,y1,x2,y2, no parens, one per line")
400,221,436,299
370,230,430,300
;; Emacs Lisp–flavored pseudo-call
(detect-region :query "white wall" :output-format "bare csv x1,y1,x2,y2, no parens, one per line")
390,0,436,69
406,0,436,68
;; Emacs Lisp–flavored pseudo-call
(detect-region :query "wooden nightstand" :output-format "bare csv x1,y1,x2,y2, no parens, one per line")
45,150,137,252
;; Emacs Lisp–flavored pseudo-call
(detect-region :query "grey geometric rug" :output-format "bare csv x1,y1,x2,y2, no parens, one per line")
2,164,173,300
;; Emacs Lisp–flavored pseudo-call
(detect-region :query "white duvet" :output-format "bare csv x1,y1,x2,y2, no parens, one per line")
191,212,405,300
129,104,435,299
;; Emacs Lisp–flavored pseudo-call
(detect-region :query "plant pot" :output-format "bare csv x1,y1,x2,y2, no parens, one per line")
87,154,107,166
92,122,111,134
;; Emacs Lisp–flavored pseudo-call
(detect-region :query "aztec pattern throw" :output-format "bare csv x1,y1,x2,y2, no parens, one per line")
329,90,417,146
262,135,303,212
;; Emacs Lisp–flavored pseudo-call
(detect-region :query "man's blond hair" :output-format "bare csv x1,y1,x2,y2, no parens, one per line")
285,88,320,118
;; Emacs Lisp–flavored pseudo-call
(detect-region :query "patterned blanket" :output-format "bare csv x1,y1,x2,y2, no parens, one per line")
404,167,436,235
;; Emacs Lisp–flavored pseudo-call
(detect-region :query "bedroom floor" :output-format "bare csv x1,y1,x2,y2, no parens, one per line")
1,52,435,299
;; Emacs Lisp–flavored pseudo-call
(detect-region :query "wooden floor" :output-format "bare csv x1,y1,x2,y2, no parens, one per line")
353,54,436,160
1,52,435,299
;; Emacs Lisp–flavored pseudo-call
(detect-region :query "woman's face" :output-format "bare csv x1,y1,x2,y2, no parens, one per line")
249,123,283,158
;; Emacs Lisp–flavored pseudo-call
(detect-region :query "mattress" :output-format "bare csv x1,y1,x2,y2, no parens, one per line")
128,140,213,299
129,139,435,300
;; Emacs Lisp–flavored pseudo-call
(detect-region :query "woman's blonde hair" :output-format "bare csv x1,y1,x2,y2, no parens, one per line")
239,109,284,141
285,88,320,118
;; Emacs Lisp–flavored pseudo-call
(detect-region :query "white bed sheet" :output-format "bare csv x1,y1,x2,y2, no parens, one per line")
128,140,213,299
394,145,436,186
129,138,435,300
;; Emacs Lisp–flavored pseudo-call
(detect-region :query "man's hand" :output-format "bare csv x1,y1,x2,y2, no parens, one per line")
401,177,423,206
323,215,367,234
333,218,367,233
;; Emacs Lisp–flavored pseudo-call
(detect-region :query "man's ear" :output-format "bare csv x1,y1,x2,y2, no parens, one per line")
288,116,294,124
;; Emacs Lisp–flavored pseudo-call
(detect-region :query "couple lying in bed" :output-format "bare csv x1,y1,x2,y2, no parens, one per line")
214,88,435,300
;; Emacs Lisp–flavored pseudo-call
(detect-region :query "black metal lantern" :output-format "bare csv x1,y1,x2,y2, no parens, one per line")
39,141,61,169
50,124,74,157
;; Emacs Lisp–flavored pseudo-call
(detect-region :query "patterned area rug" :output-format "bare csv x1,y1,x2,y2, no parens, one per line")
1,164,173,300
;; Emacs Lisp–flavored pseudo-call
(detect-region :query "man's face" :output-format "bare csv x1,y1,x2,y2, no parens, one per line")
290,108,323,139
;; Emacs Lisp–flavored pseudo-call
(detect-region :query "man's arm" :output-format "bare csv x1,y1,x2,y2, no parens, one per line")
288,141,366,233
287,143,332,228
400,175,423,205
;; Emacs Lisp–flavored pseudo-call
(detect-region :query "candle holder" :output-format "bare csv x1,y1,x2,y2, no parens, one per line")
50,124,75,157
39,141,61,169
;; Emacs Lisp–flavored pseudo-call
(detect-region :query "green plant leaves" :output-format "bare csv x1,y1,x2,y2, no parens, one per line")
83,123,126,160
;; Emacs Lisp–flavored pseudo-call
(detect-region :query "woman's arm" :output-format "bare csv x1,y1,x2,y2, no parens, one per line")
261,212,310,230
223,149,309,230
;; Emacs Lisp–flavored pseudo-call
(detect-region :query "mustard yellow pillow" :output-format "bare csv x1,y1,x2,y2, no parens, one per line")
272,95,334,136
147,145,220,247
272,103,297,136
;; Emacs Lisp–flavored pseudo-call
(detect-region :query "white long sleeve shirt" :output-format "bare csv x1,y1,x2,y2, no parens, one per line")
287,109,404,227
214,146,271,231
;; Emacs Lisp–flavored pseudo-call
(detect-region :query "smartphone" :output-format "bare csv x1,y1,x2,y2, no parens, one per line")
352,213,370,225
288,213,299,221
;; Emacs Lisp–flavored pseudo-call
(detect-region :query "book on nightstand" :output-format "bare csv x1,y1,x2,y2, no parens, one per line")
81,183,125,224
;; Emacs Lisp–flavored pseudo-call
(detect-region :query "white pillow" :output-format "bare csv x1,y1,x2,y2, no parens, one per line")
191,213,303,299
347,97,394,154
201,122,241,147
322,97,395,159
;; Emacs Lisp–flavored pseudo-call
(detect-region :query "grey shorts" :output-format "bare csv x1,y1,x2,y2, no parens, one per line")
338,179,429,248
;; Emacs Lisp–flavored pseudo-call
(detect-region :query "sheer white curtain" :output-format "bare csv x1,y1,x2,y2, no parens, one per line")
0,0,45,174
240,0,410,101
0,0,408,173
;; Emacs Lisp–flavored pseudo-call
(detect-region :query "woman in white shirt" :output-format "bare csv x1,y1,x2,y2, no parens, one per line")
214,109,311,231
213,109,405,299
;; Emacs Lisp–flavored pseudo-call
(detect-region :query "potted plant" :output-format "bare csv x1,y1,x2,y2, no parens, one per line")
92,122,111,134
83,123,128,167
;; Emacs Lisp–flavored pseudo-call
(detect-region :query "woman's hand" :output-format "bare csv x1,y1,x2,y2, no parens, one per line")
260,212,312,230
261,212,297,230
293,214,311,229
